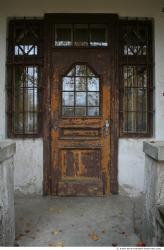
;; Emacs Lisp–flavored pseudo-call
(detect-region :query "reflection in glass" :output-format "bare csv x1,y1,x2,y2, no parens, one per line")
123,66,147,87
15,88,23,112
87,67,95,76
74,24,88,46
61,64,100,117
88,92,99,106
62,92,74,106
15,45,38,56
90,24,108,47
54,23,109,47
63,77,74,91
88,77,99,91
55,24,72,46
88,107,99,116
14,113,23,133
76,77,86,91
67,68,76,76
123,65,148,133
14,65,39,134
75,107,86,116
76,65,87,76
62,107,74,116
76,92,86,106
124,45,147,56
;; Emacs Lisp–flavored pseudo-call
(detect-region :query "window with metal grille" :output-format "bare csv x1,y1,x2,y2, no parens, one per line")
119,20,153,137
7,19,43,138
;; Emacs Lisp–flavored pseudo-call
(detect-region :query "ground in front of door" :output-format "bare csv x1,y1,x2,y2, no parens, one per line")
15,193,143,247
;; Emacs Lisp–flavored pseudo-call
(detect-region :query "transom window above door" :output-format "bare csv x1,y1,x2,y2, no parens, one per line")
54,24,108,47
62,64,100,117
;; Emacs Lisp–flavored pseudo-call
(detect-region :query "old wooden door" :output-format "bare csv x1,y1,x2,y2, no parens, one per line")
50,49,111,196
43,14,118,196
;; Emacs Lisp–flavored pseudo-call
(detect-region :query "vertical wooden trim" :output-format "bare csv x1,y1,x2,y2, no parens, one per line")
43,17,52,195
110,15,119,194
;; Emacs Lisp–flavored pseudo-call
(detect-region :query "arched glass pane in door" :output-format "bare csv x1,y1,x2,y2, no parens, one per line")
62,64,100,117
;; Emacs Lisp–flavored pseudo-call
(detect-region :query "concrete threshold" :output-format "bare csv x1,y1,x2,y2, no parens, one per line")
15,194,142,247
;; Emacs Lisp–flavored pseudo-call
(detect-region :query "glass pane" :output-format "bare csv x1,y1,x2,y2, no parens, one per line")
15,45,38,56
24,89,34,111
87,67,95,76
123,87,147,113
123,25,147,56
124,66,136,87
137,112,147,132
15,88,23,112
62,107,74,116
25,112,38,133
62,92,74,106
137,88,147,112
123,88,135,112
15,66,38,87
25,67,38,87
15,66,24,88
137,67,147,87
88,107,99,116
63,77,74,91
25,88,38,112
124,66,147,87
76,77,86,91
62,64,100,117
90,24,108,47
67,68,76,76
75,107,86,116
14,26,39,56
123,111,134,132
14,113,23,133
124,45,147,56
14,65,39,134
15,27,39,44
88,77,99,91
76,65,87,76
76,92,86,106
74,24,88,46
88,92,99,106
55,24,72,46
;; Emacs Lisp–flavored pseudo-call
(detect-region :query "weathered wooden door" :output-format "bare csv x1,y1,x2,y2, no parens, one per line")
50,48,111,196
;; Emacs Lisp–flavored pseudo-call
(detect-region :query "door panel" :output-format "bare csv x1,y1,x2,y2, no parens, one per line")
50,49,111,196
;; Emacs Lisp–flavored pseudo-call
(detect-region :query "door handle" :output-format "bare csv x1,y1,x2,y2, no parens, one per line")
104,119,110,137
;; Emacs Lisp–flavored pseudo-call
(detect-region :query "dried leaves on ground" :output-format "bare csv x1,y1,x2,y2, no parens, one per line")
88,232,100,241
48,241,64,247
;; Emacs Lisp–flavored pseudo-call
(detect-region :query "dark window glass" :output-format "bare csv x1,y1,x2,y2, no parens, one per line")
74,24,88,46
54,24,108,47
122,24,148,56
62,64,100,117
14,25,40,56
90,24,108,47
119,20,153,136
7,20,43,137
122,66,148,133
55,24,73,46
14,66,39,134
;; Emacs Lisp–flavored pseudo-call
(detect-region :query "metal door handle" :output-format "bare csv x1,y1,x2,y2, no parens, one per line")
104,119,110,136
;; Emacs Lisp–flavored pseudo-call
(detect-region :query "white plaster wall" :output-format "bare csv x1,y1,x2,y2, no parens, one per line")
118,139,153,196
0,0,164,195
14,139,43,195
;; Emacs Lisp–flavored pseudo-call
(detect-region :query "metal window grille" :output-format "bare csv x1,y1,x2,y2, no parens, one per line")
119,19,154,137
7,19,44,138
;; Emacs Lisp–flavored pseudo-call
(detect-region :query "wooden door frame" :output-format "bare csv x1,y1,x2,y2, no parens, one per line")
43,13,119,195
